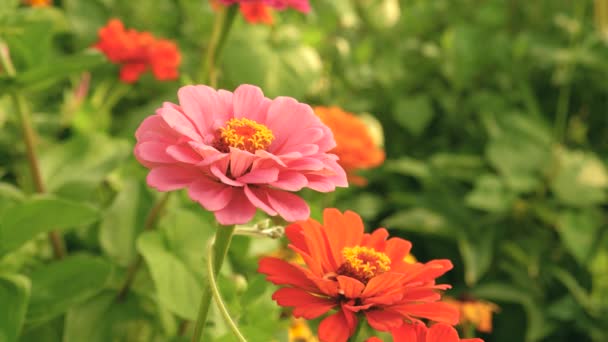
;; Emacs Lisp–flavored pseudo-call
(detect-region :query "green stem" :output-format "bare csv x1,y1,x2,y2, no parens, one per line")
462,322,476,339
100,81,131,113
349,321,364,342
116,192,170,301
206,237,246,342
1,42,65,259
198,5,238,86
191,225,236,342
553,82,571,144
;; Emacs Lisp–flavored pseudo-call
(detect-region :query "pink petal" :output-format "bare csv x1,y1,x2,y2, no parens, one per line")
237,168,279,184
214,190,257,225
229,148,255,178
166,144,203,164
233,84,271,123
178,85,228,135
135,141,175,164
243,186,277,216
266,188,310,222
187,177,234,211
159,103,201,142
147,166,201,191
270,171,308,191
210,165,244,187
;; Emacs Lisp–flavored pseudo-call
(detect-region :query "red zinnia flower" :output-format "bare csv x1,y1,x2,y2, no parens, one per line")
391,322,484,342
94,19,181,83
218,0,310,13
258,209,459,342
240,2,274,25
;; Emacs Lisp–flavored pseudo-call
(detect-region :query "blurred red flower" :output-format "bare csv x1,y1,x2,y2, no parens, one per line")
240,2,274,25
23,0,51,6
218,0,310,13
258,209,458,342
94,19,181,83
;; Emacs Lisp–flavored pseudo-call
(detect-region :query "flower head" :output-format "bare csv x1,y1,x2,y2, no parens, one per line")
258,209,458,342
240,2,274,25
94,19,181,83
314,106,385,186
23,0,51,6
390,322,484,342
134,85,347,225
218,0,310,14
444,298,499,333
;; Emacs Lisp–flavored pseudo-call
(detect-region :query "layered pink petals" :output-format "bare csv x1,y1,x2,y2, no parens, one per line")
134,84,347,225
257,209,459,342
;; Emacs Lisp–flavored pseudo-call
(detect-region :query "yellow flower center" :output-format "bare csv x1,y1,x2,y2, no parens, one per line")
217,118,274,153
338,246,391,283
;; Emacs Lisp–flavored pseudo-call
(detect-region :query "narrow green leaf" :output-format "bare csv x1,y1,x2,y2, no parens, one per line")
0,196,100,256
0,274,30,342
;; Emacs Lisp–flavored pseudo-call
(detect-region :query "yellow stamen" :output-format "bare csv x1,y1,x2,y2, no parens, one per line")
218,118,274,153
338,246,390,282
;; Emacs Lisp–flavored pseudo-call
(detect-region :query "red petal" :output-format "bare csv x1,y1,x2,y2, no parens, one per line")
427,323,460,342
337,275,365,298
364,310,404,331
271,288,335,319
362,272,406,298
257,257,317,291
318,309,357,342
390,323,426,342
323,209,364,266
390,302,460,325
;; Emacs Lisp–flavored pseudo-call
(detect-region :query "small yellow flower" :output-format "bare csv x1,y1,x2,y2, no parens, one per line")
289,318,318,342
404,253,417,264
445,298,500,333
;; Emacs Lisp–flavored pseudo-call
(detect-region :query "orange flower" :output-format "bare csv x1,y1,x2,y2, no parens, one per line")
391,322,484,342
258,209,458,342
211,0,274,25
240,3,274,25
23,0,51,6
94,19,181,83
444,298,499,333
314,106,385,186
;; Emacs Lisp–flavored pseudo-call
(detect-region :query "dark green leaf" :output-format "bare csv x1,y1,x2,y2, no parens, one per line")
27,255,112,324
0,274,30,342
0,196,100,256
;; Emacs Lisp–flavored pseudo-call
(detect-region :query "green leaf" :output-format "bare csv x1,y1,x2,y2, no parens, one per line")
472,283,553,342
27,255,112,324
39,134,130,195
384,157,430,180
16,52,106,92
556,209,601,265
99,180,154,266
0,196,100,256
383,207,454,237
137,231,203,320
550,267,595,317
458,229,495,285
465,174,515,213
551,149,608,207
222,26,322,99
64,292,158,342
0,274,30,342
393,95,434,136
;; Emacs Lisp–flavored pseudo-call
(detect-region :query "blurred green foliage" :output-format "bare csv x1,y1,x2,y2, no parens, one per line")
0,0,607,341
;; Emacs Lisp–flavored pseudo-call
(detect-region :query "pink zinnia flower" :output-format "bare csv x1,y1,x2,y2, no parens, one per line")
218,0,310,14
134,85,347,225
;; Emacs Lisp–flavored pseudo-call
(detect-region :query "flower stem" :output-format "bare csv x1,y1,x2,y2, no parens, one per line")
198,5,238,87
191,225,236,342
116,192,170,301
205,236,246,342
0,42,65,259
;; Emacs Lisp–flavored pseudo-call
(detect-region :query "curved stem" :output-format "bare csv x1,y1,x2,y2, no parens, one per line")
116,192,170,301
191,225,235,342
1,42,65,259
206,237,247,342
198,5,238,86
